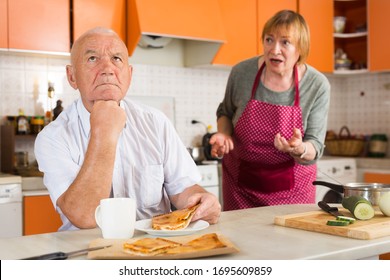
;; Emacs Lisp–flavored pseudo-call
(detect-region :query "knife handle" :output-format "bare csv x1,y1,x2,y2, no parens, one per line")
318,201,338,213
22,252,68,260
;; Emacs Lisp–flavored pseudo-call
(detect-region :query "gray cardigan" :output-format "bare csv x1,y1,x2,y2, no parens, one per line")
216,56,331,161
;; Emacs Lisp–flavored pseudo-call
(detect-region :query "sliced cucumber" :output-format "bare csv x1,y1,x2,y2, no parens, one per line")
342,196,375,220
327,220,350,226
336,216,356,224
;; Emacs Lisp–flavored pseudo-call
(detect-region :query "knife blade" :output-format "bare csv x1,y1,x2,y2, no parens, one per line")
318,201,343,217
21,245,112,260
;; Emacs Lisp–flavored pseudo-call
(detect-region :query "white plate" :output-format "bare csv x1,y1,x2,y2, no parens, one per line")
135,219,209,236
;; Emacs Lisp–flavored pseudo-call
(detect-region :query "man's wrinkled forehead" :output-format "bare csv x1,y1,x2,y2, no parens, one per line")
71,32,127,63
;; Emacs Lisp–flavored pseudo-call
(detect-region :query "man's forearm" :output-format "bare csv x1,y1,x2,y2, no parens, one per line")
57,135,118,228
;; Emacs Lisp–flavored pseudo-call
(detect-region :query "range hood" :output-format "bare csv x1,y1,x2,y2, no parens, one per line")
127,0,226,67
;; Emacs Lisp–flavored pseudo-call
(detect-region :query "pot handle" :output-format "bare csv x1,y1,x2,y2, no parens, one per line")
312,180,344,194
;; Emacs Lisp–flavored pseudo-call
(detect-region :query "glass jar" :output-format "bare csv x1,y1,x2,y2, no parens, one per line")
14,151,29,168
368,134,388,158
30,116,45,134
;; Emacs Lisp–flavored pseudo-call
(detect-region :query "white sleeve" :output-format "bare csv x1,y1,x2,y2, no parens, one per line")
34,122,82,209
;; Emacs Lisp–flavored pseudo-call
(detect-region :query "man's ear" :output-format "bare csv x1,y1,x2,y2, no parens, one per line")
66,65,78,90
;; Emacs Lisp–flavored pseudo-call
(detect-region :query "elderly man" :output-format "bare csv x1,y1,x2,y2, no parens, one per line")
35,27,221,231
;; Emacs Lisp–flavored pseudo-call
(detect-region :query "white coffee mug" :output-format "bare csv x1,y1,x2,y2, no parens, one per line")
95,197,136,239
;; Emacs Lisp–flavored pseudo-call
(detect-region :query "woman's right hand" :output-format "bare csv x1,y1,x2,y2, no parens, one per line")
209,132,234,158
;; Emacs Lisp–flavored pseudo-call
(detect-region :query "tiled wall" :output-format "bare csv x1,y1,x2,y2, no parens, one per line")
325,72,390,156
1,52,390,162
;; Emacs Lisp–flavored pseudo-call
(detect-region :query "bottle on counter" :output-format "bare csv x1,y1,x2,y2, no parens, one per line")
16,109,30,135
53,99,63,120
45,82,55,125
368,134,388,158
30,116,44,134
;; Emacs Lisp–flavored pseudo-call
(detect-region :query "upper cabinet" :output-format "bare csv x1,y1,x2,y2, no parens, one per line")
299,0,334,73
0,0,7,49
333,0,367,74
1,0,389,72
127,0,226,67
212,0,257,66
368,0,390,72
330,0,390,73
8,0,70,53
72,0,127,43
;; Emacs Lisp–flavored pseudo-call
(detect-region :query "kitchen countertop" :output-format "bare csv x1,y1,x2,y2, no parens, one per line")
21,176,49,196
22,189,49,196
355,157,390,169
321,156,390,169
2,204,390,260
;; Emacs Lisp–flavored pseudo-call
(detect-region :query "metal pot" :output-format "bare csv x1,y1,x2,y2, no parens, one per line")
187,147,205,164
313,180,390,206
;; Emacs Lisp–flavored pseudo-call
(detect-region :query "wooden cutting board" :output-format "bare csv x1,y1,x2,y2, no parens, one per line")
87,233,239,259
274,208,390,240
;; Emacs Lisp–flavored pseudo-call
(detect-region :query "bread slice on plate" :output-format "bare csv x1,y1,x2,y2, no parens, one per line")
152,204,200,230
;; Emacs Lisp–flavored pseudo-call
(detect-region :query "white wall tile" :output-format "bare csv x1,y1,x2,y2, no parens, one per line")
1,52,390,158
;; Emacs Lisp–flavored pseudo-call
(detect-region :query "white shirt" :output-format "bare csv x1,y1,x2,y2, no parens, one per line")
35,98,201,231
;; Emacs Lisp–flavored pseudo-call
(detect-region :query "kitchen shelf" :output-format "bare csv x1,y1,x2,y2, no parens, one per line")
333,69,368,75
333,0,367,73
334,31,367,38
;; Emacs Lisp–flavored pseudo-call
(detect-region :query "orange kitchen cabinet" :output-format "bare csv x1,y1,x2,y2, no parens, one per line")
364,172,390,184
0,0,7,49
329,0,390,73
72,0,127,44
364,172,390,260
368,0,390,71
127,0,226,56
299,0,334,73
8,0,70,52
23,195,62,235
212,0,258,66
257,0,296,55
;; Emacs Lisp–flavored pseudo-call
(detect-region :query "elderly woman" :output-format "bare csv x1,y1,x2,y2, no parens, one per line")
210,10,330,210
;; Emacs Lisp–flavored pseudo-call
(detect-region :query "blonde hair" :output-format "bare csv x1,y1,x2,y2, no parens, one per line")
261,10,310,64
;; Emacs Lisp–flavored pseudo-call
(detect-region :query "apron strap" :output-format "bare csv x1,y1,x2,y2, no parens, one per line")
250,63,266,99
293,65,300,107
251,62,300,107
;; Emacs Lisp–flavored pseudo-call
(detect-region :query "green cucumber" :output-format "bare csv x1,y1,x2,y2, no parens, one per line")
342,195,375,220
336,216,356,224
327,220,350,226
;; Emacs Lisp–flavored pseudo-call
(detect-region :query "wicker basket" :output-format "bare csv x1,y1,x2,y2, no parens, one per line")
325,126,365,157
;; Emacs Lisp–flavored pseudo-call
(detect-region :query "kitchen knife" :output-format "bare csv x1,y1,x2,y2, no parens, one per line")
318,201,344,217
21,245,112,260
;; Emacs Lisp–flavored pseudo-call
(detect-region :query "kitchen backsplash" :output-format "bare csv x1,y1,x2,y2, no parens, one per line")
1,52,390,160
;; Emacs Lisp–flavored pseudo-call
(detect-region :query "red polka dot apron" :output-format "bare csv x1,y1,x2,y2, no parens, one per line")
222,62,316,211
